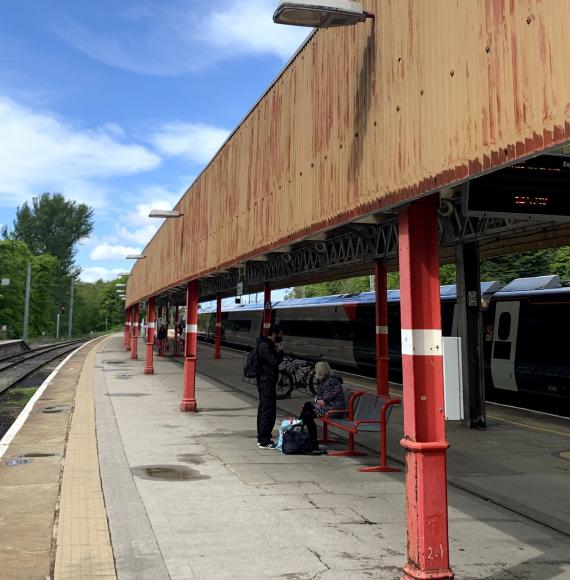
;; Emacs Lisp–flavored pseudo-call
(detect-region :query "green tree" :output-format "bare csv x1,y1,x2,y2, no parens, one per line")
2,193,94,276
72,278,126,336
0,240,58,339
549,246,570,280
286,276,373,299
480,249,555,284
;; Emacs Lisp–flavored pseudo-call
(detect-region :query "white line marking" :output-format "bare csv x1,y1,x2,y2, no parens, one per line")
487,400,570,421
0,340,94,459
401,329,442,356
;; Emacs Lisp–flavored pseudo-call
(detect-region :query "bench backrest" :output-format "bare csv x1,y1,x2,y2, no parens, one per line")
353,394,383,421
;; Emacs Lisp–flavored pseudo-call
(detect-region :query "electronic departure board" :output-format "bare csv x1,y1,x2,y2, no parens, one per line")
463,156,570,221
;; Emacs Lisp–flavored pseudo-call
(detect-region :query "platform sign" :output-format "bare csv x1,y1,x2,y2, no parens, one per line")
463,156,570,221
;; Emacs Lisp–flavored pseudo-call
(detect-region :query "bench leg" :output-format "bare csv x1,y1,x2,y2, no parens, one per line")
359,399,402,473
328,432,367,457
318,422,331,444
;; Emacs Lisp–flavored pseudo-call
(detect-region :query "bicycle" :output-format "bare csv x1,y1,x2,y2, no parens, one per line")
276,353,322,400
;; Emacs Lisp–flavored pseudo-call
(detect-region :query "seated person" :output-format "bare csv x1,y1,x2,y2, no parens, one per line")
299,361,344,451
312,361,345,417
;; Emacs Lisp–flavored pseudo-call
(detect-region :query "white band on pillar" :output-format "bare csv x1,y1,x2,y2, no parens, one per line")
147,322,155,329
186,324,198,333
132,322,139,328
215,323,222,327
263,323,271,329
126,322,131,326
376,326,388,335
401,329,442,356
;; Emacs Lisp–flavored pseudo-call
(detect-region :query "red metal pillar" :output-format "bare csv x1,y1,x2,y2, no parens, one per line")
144,296,156,375
399,197,454,580
375,260,390,398
262,283,271,337
124,309,130,351
214,294,222,359
174,305,180,357
180,280,199,412
130,304,139,360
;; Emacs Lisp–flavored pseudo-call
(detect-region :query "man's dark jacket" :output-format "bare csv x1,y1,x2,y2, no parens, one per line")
256,336,283,388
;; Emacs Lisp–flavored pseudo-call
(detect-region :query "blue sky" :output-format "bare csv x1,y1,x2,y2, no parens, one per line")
0,0,309,289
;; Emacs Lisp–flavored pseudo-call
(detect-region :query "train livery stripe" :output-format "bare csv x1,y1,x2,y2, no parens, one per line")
401,329,443,356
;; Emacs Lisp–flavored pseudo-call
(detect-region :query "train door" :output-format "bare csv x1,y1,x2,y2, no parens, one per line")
490,301,520,391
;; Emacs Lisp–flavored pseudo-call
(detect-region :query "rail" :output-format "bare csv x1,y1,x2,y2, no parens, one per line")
0,340,86,395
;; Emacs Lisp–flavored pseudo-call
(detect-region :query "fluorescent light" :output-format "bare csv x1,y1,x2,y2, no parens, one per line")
274,0,367,27
148,209,182,219
125,254,145,260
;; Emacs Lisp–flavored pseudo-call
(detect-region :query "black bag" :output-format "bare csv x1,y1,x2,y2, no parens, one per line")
282,423,312,455
244,348,258,378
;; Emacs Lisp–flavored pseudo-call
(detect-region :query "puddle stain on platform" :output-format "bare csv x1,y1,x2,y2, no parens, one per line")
131,465,210,481
40,405,72,414
176,453,206,465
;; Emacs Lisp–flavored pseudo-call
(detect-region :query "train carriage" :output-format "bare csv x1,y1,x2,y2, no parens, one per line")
197,276,570,406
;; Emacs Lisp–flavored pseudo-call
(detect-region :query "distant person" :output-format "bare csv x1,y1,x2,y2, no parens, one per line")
256,324,284,449
299,361,344,451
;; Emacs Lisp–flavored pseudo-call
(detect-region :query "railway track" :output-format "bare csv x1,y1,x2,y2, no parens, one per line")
0,340,86,395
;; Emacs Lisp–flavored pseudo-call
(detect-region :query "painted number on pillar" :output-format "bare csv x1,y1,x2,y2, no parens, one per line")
426,545,445,560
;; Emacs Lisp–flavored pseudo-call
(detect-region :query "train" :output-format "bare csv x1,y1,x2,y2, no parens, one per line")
197,275,570,406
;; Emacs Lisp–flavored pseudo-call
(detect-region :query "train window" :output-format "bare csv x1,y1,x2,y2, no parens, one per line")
225,319,252,333
497,312,511,341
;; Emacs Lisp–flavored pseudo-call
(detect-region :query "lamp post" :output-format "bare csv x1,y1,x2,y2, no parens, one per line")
273,0,372,27
22,264,31,341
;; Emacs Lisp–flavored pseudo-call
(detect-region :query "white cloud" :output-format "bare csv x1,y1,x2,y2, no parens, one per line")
79,266,125,283
151,123,230,164
205,0,312,60
0,97,161,208
56,1,310,76
90,243,141,262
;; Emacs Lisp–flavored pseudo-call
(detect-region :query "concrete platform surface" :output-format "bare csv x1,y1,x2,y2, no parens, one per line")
92,335,570,579
195,341,570,537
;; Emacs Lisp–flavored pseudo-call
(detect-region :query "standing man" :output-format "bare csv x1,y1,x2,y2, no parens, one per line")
256,324,284,449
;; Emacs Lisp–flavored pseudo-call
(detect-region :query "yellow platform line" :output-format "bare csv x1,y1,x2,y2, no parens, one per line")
486,413,570,439
54,342,116,580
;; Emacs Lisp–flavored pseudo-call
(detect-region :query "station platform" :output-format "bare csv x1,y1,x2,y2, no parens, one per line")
0,334,569,579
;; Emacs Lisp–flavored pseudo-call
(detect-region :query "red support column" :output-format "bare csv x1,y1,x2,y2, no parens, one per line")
131,304,139,360
262,283,271,337
144,296,156,375
214,294,222,359
399,197,454,580
124,309,130,351
174,305,180,358
180,280,199,412
375,260,390,398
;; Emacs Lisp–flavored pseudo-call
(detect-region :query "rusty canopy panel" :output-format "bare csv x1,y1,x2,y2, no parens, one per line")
127,0,570,306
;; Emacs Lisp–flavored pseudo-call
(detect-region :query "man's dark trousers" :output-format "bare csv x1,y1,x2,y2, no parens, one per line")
257,382,276,445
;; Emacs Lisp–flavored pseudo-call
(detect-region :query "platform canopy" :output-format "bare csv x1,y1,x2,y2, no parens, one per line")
126,0,570,307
